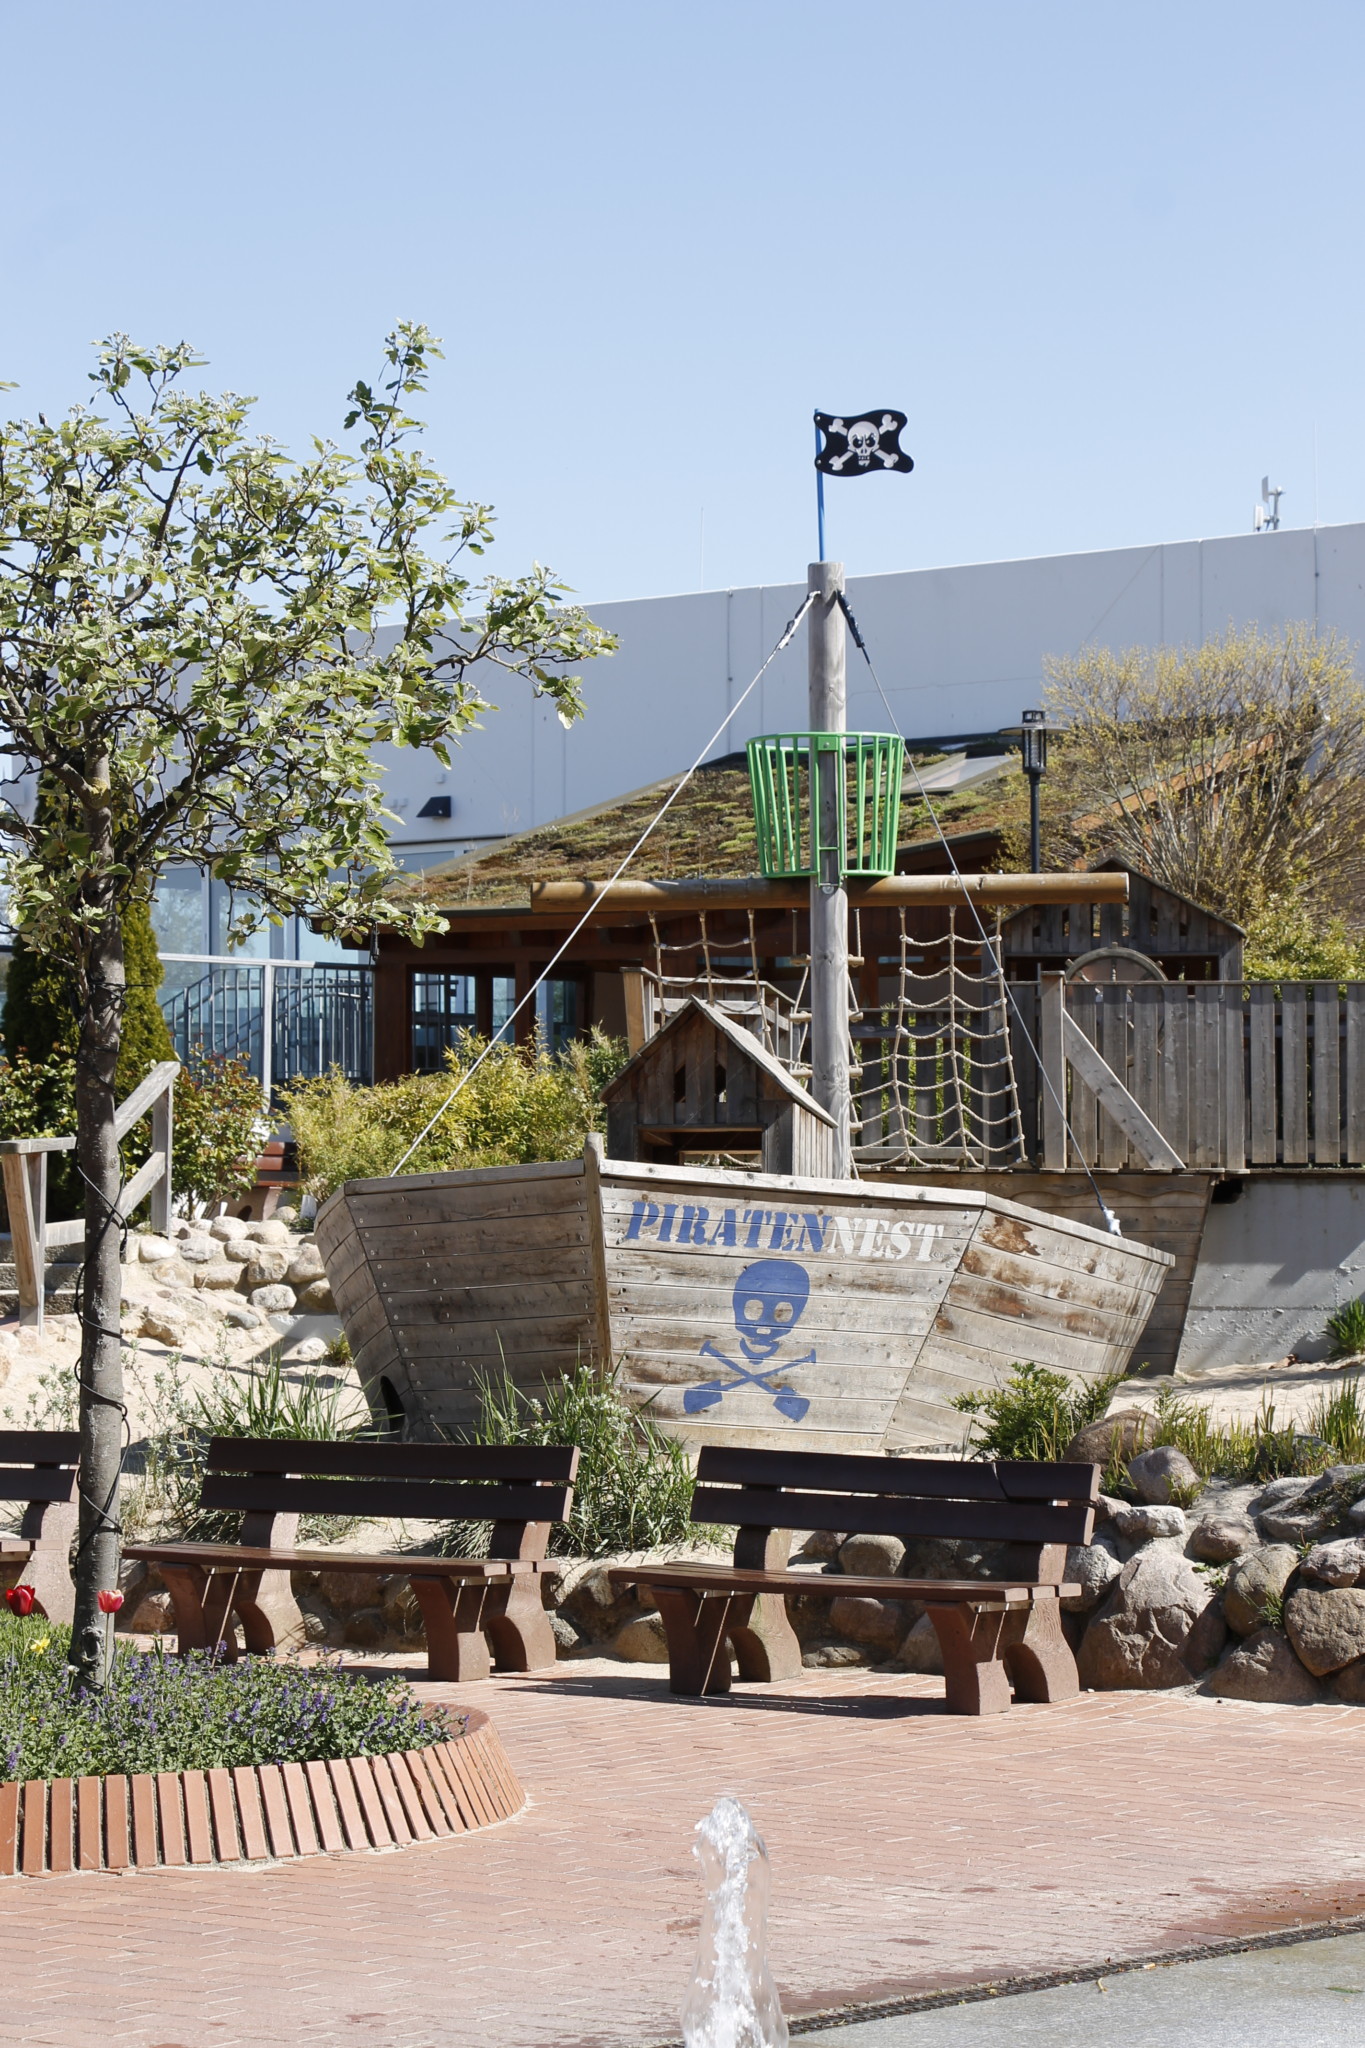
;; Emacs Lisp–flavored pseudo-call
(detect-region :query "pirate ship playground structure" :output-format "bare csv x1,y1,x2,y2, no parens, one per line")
316,557,1178,1450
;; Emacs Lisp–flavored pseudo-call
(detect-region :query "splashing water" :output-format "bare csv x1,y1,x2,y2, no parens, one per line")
681,1797,788,2048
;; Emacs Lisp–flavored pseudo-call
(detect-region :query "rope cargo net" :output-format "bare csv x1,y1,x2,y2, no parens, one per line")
644,905,1028,1172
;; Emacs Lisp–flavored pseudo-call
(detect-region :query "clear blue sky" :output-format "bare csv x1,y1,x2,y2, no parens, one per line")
2,2,1362,607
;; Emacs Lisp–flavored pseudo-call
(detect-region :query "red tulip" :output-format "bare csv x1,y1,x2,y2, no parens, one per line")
5,1585,36,1616
97,1590,124,1614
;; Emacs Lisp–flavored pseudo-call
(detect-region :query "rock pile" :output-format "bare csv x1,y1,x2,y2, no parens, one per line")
122,1210,336,1352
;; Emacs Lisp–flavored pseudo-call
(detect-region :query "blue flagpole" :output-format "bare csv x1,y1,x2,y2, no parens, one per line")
814,414,826,561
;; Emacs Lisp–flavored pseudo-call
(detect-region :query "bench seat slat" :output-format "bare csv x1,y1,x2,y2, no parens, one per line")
608,1565,1078,1605
203,1438,578,1483
197,1476,573,1522
689,1487,1091,1546
124,1543,540,1576
695,1446,1098,1504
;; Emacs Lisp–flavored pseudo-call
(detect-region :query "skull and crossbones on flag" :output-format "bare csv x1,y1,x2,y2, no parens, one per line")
815,410,914,476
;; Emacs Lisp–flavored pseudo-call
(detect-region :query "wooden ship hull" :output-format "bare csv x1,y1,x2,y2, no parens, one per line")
315,1143,1173,1455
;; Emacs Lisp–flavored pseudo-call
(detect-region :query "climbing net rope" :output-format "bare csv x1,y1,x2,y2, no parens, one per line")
643,902,1028,1170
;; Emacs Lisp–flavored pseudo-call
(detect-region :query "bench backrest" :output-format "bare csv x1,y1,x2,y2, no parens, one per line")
692,1445,1099,1581
200,1439,579,1559
0,1430,80,1504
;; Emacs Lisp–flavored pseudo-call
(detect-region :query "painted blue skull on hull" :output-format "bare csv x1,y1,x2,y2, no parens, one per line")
684,1258,815,1421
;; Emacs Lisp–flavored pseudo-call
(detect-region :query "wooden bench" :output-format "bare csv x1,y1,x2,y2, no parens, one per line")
126,1438,578,1682
0,1430,79,1625
608,1446,1098,1715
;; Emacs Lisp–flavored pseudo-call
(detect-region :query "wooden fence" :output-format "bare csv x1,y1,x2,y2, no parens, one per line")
1006,980,1365,1172
0,1061,177,1332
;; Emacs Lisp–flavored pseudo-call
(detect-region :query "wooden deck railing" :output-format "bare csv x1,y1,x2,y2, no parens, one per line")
1005,981,1365,1172
0,1061,177,1331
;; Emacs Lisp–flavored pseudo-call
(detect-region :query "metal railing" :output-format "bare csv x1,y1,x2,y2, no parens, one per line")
159,959,373,1098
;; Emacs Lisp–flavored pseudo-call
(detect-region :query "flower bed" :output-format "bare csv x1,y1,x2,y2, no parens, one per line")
0,1712,522,1875
0,1617,524,1876
0,1617,446,1781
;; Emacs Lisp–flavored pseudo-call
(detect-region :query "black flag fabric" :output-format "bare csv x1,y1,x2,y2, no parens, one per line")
815,411,914,476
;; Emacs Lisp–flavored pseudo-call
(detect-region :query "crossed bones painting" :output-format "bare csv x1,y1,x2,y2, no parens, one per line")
684,1258,814,1423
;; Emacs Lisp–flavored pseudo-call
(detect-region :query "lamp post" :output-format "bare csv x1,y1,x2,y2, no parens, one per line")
1020,708,1048,872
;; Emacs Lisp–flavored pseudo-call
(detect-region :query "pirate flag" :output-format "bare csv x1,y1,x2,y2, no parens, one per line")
815,410,914,476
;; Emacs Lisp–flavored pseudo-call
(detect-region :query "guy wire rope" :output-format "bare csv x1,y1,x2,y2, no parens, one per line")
388,591,818,1174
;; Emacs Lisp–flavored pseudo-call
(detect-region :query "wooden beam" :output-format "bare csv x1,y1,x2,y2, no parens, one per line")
1061,1009,1184,1170
526,872,1130,917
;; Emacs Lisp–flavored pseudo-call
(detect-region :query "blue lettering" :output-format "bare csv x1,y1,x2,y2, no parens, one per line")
678,1205,710,1245
708,1208,739,1247
624,1200,658,1243
658,1203,678,1243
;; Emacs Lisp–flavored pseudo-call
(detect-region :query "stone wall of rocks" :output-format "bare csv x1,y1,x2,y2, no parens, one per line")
125,1211,336,1352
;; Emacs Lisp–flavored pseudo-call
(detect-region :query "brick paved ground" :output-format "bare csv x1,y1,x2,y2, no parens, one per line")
6,1661,1365,2048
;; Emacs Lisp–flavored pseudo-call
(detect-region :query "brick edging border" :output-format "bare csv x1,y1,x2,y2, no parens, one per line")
0,1710,523,1877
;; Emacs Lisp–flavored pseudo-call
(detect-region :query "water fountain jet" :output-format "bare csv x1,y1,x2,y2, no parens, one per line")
681,1796,788,2048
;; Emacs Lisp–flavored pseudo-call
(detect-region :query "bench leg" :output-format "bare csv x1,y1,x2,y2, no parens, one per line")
410,1578,493,1683
159,1565,214,1656
233,1569,307,1656
482,1576,558,1674
925,1604,1013,1716
654,1588,734,1697
727,1592,804,1684
1001,1598,1080,1704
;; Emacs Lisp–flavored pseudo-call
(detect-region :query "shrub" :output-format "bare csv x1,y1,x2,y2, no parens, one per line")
170,1052,270,1212
281,1029,629,1203
0,1615,448,1782
1326,1299,1365,1363
442,1360,702,1558
952,1362,1126,1463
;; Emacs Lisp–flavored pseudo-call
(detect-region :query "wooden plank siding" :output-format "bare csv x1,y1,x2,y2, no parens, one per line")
988,983,1365,1174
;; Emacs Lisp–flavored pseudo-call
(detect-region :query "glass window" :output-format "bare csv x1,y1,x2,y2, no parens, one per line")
411,971,477,1072
152,868,207,956
210,881,270,959
491,976,516,1044
536,977,580,1055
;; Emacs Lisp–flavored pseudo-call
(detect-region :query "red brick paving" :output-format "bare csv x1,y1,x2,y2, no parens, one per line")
5,1662,1365,2048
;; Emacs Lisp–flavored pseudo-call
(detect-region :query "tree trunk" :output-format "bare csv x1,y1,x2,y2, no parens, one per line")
70,895,126,1691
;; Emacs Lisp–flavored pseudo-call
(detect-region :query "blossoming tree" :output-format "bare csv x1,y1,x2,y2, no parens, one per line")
0,327,613,1685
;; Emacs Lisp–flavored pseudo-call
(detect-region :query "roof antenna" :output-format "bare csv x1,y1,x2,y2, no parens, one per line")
1253,476,1283,532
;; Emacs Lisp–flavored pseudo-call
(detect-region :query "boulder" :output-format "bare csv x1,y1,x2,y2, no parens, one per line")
802,1642,872,1668
287,1247,327,1288
245,1220,291,1246
1078,1542,1224,1690
1111,1503,1187,1542
1062,1534,1123,1613
1301,1463,1365,1500
176,1235,218,1265
557,1564,657,1644
210,1216,251,1242
250,1284,296,1313
223,1304,263,1330
1188,1516,1259,1564
1092,1493,1127,1527
137,1235,177,1265
1285,1586,1365,1675
1064,1408,1155,1466
1248,1475,1313,1516
126,1590,175,1635
318,1570,388,1613
892,1613,944,1674
1259,1506,1339,1545
1127,1446,1201,1506
138,1304,188,1348
1224,1545,1299,1636
342,1608,390,1649
284,1337,328,1363
193,1261,240,1291
1301,1537,1365,1587
295,1278,336,1315
549,1612,586,1654
1208,1628,1322,1704
220,1240,255,1267
273,1205,300,1226
828,1595,910,1653
243,1249,291,1288
1331,1657,1365,1704
838,1533,906,1578
612,1613,670,1662
796,1529,844,1562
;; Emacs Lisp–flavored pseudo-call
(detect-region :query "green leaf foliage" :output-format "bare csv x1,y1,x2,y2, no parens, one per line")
169,1053,268,1212
0,1615,448,1782
952,1361,1126,1463
282,1029,629,1202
